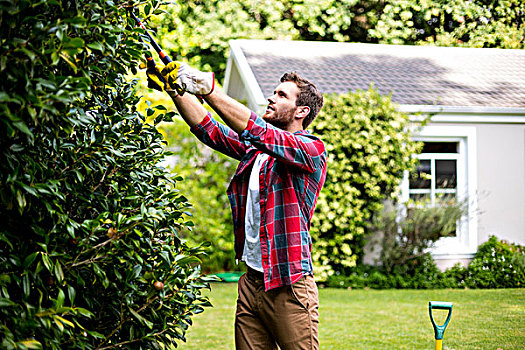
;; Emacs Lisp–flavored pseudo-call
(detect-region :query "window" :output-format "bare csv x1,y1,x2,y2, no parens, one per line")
409,142,459,205
408,142,460,236
400,126,478,259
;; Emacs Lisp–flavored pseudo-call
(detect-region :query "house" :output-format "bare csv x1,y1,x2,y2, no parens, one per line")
223,39,525,269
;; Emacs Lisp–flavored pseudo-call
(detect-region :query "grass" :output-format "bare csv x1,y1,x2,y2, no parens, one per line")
178,283,525,349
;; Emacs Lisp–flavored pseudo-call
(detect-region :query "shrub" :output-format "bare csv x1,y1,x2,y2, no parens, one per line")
369,200,467,273
440,263,468,289
465,236,525,288
310,87,422,279
159,118,238,273
0,1,213,348
325,237,525,290
325,254,458,290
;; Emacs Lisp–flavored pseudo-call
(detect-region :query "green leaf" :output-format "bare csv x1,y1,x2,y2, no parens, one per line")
129,264,142,281
0,297,17,307
18,47,36,61
54,261,64,282
22,274,30,297
87,42,104,51
54,317,64,332
41,253,53,272
67,285,76,304
55,316,75,328
75,307,94,318
23,252,39,268
13,121,33,137
59,52,77,74
64,37,85,48
175,256,201,267
128,307,153,329
56,289,65,308
16,340,42,349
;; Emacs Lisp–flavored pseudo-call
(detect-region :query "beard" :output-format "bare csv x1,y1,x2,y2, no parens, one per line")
263,105,296,130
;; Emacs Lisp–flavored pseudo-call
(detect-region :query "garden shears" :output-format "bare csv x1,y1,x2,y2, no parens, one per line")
130,12,184,96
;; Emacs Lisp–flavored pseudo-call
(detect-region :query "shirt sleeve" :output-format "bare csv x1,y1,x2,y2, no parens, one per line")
239,112,327,173
190,112,250,161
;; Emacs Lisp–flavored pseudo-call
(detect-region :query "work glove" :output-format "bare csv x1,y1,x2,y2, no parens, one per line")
162,62,215,96
140,60,170,92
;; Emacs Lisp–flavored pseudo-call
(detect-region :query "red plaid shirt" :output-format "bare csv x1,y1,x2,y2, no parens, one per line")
191,111,327,291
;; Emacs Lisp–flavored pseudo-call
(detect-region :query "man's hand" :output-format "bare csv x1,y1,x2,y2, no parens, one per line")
140,62,168,92
162,62,215,96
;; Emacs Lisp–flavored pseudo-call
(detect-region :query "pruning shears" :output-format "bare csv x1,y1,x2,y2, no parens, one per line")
130,12,184,96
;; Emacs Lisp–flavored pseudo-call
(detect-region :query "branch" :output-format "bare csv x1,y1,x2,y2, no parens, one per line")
93,290,178,350
96,328,170,350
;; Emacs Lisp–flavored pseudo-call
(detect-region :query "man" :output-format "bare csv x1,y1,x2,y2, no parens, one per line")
146,61,327,350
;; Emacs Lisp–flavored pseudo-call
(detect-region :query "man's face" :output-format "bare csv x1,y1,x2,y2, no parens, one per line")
263,81,300,130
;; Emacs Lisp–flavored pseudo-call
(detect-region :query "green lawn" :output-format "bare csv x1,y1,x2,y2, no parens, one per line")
179,283,524,349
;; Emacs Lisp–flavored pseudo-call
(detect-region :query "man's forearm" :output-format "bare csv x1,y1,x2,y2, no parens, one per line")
168,91,208,128
168,87,251,133
203,88,250,134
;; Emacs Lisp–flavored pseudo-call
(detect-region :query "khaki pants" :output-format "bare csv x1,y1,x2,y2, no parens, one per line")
235,268,319,350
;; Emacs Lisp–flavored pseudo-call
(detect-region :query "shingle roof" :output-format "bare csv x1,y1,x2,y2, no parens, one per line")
235,40,525,108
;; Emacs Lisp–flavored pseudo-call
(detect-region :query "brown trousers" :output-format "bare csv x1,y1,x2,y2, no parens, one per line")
235,268,319,350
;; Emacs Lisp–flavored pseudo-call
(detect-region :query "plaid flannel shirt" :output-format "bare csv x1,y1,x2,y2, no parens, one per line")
191,111,327,291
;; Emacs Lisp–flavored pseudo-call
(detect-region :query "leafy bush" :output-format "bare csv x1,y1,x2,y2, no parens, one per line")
465,236,525,288
440,263,468,289
310,87,422,279
159,118,238,273
326,253,442,290
0,0,213,348
326,237,525,290
369,200,466,273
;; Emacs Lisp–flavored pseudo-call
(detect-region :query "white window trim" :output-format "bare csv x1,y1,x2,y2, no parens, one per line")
401,126,478,259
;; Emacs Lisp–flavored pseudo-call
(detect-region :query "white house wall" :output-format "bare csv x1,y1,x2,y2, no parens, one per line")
476,123,525,246
423,121,525,265
223,60,249,107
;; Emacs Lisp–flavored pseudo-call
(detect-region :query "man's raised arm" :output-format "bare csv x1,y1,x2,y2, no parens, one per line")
149,62,251,133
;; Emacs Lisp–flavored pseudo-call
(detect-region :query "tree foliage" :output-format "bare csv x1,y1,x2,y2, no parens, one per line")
0,0,213,348
310,88,422,279
152,0,523,81
371,0,524,48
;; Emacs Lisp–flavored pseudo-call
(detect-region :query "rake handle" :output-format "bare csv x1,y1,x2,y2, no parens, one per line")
429,301,453,343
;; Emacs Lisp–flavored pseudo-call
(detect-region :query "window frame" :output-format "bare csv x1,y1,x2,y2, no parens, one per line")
400,126,478,259
408,146,461,205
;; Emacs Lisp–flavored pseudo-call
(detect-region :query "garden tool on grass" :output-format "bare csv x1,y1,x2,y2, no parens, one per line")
429,301,453,350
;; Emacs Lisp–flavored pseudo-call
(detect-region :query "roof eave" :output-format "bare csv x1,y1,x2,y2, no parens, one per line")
400,104,525,124
225,40,267,113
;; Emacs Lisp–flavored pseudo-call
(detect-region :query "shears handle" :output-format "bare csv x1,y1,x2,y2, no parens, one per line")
131,12,184,96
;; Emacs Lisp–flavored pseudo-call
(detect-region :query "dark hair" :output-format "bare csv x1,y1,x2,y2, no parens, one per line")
280,72,324,129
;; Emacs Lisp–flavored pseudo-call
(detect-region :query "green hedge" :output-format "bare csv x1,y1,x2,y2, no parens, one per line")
0,1,213,349
326,236,525,289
